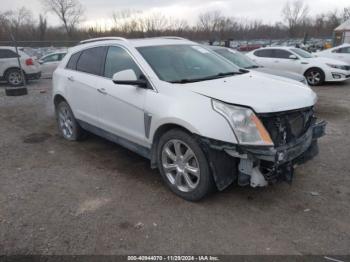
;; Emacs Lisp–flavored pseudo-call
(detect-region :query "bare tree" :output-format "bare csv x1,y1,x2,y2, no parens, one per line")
343,7,350,21
38,14,47,41
41,0,84,38
282,0,309,37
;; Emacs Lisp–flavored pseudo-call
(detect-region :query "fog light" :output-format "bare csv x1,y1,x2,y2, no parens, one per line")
332,73,342,79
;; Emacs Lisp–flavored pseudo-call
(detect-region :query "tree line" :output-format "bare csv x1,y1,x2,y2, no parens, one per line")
0,0,349,45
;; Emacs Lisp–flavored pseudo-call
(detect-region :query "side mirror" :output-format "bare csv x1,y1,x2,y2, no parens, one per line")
112,69,148,88
289,54,298,60
38,60,44,64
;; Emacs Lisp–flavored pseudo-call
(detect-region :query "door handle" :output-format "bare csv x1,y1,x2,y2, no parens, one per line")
67,76,75,82
97,88,107,95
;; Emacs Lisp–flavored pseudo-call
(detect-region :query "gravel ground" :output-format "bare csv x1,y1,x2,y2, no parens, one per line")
0,79,349,255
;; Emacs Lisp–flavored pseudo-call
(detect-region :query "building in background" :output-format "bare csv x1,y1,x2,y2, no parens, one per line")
334,19,350,45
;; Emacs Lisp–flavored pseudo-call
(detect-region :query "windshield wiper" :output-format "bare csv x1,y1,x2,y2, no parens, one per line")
170,71,241,84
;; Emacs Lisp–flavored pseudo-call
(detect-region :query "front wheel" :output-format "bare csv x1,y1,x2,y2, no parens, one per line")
157,129,215,201
305,68,325,86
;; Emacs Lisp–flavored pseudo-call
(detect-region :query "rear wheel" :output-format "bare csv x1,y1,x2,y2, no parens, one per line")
305,68,325,86
6,68,25,86
157,129,214,201
56,101,85,141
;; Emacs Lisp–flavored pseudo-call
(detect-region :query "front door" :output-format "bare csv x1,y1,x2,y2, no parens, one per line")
96,46,149,147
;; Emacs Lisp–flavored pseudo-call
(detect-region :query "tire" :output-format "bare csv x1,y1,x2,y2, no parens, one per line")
5,68,25,87
56,101,85,141
157,129,215,201
305,68,325,86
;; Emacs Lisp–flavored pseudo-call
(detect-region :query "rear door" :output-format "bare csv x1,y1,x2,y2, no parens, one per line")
250,49,275,68
65,46,107,127
95,45,149,147
0,49,20,77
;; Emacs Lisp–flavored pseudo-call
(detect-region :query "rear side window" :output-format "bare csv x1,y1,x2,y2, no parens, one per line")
0,49,19,59
66,52,81,70
335,47,350,54
104,46,142,79
254,49,273,58
271,49,293,59
76,47,107,76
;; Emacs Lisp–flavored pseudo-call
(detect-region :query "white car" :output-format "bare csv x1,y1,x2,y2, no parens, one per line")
0,46,41,86
39,51,67,79
208,46,307,85
315,44,350,64
247,46,350,86
53,37,326,201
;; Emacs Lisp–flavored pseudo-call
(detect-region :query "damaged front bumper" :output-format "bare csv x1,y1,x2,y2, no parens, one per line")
199,120,327,191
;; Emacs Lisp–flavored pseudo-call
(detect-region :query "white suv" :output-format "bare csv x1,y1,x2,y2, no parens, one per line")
247,46,350,86
53,37,326,201
0,46,41,86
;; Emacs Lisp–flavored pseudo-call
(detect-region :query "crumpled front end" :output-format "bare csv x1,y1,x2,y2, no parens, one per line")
199,107,327,190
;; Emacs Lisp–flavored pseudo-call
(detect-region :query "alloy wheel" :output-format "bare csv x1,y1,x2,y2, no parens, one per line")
58,106,74,139
8,71,23,86
306,70,321,85
161,139,200,192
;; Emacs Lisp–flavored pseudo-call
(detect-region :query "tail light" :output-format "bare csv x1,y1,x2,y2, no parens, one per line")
25,58,34,66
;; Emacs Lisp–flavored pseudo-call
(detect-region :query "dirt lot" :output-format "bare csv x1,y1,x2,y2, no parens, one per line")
0,79,349,255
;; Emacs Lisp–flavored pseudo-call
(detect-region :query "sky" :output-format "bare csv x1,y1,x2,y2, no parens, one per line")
2,0,350,28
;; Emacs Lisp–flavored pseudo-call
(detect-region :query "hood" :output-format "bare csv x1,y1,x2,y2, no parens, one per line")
309,56,349,65
183,71,317,113
254,67,305,82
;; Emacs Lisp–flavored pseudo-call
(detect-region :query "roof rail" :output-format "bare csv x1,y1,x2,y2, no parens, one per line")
160,36,187,40
78,37,128,45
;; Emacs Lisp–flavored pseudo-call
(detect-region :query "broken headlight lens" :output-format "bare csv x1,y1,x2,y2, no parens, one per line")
212,100,274,146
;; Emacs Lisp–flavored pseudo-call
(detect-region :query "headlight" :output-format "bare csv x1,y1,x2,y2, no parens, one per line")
212,100,274,146
327,64,347,70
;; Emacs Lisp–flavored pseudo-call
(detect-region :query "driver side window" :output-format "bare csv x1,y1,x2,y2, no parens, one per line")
104,46,142,79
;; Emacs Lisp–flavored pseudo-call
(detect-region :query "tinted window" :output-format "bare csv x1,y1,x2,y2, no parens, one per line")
104,46,142,79
0,49,19,59
76,47,107,75
58,53,66,61
254,49,273,58
272,49,293,59
336,47,350,53
66,52,81,70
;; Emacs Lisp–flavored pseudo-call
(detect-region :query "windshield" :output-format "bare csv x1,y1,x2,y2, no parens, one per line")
137,45,241,83
214,48,259,69
291,48,313,58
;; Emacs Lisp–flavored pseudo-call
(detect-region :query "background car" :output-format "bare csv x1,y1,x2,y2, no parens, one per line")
0,46,41,86
247,46,350,85
209,46,307,85
39,51,67,79
315,44,350,64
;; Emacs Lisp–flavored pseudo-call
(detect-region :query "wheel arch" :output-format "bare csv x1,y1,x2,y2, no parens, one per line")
4,67,26,77
150,123,195,169
303,66,325,77
53,94,68,107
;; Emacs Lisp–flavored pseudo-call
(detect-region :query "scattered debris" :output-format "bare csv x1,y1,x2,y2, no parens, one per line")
134,222,144,230
48,150,55,154
304,209,311,212
153,222,158,227
310,191,320,196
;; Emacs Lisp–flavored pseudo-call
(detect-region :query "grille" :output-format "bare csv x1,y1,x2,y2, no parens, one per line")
259,107,314,147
